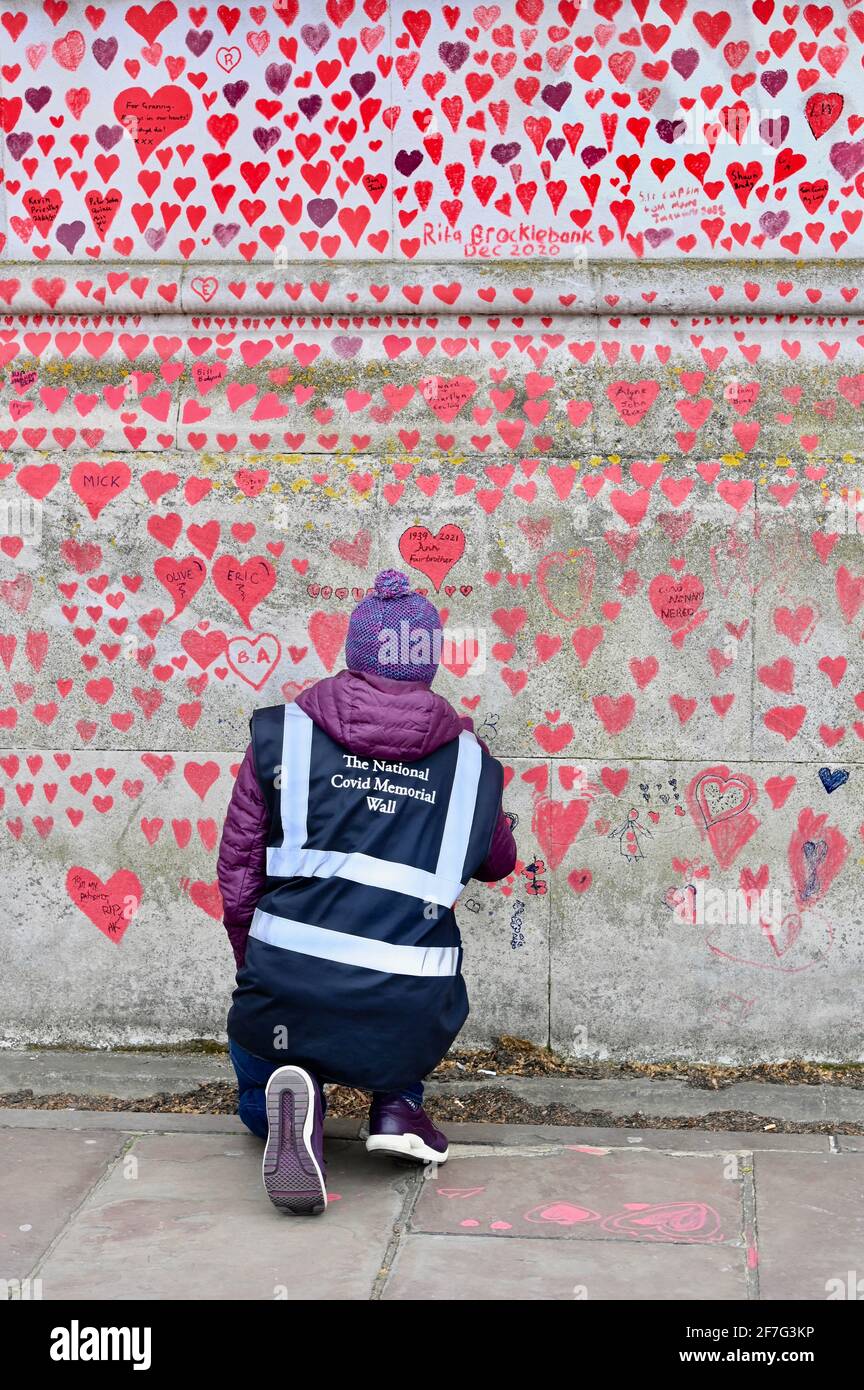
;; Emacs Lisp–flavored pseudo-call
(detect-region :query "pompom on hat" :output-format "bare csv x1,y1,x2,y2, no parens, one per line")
345,569,442,684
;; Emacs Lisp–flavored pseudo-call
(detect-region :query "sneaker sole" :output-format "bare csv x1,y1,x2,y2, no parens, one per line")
262,1066,327,1215
366,1133,449,1165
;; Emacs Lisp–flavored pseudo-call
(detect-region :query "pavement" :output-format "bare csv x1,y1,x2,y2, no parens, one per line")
3,1104,864,1301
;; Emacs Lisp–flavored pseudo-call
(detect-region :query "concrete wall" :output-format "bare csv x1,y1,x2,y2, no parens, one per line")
1,1,863,1060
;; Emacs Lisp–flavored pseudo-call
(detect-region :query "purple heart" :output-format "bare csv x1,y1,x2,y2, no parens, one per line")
308,198,337,228
6,132,33,162
253,127,280,153
759,210,790,238
56,221,85,254
541,82,571,112
760,69,787,97
298,95,322,122
92,37,118,68
656,118,687,144
546,138,565,161
25,87,52,113
830,139,864,180
581,145,606,169
266,63,292,95
145,227,167,252
213,223,240,248
223,81,249,108
332,336,363,359
395,149,423,176
491,142,520,165
439,41,469,72
301,23,330,54
645,227,673,248
350,71,375,99
95,124,124,151
671,48,699,79
759,115,789,149
186,28,213,57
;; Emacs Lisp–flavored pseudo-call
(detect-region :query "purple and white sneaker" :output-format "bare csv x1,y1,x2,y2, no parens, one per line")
366,1096,449,1164
262,1066,327,1215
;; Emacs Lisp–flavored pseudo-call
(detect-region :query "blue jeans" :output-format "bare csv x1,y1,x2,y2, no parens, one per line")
229,1039,424,1140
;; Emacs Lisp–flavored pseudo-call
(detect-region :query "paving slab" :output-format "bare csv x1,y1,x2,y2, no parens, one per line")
35,1133,408,1301
412,1148,744,1246
3,1111,860,1300
0,1127,125,1282
383,1233,747,1302
753,1153,864,1301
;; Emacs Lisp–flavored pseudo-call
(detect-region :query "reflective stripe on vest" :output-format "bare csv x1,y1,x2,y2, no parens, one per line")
265,703,482,908
250,908,459,978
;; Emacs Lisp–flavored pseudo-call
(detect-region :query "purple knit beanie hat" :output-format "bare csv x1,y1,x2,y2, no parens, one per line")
346,569,442,684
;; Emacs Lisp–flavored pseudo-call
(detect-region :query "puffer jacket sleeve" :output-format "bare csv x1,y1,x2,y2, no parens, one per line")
216,742,270,968
473,804,518,882
461,720,518,883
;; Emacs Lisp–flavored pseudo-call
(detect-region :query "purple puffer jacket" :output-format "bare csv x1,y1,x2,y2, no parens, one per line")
216,669,518,967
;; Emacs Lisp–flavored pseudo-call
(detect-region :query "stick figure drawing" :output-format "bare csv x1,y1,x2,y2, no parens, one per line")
609,807,653,863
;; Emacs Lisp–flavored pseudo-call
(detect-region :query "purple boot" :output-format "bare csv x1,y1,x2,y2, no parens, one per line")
262,1066,327,1214
366,1096,449,1164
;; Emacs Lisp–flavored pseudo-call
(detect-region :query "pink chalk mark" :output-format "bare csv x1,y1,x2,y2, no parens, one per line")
601,1201,723,1243
460,1218,481,1228
566,1145,611,1155
524,1201,602,1226
747,1244,759,1269
489,1221,512,1230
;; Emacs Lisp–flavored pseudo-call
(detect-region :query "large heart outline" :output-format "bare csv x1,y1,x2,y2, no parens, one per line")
536,548,596,623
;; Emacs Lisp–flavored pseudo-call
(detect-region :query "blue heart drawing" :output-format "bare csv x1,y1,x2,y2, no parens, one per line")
818,767,849,794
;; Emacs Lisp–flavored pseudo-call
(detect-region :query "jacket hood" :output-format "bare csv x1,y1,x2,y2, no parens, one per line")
294,668,466,760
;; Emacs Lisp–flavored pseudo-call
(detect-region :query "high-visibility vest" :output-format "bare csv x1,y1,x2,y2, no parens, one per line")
227,702,505,1091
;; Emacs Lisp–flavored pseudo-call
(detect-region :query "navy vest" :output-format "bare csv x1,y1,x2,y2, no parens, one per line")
227,702,504,1091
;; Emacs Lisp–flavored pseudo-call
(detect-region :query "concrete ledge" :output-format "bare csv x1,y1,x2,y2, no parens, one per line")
0,1108,833,1152
0,1048,232,1100
2,1051,862,1128
428,1075,854,1124
0,1107,362,1139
